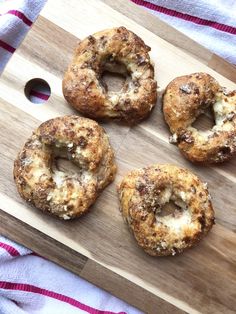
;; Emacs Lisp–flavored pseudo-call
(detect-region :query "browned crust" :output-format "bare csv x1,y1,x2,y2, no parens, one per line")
163,72,236,163
13,116,116,219
118,164,215,256
62,26,157,124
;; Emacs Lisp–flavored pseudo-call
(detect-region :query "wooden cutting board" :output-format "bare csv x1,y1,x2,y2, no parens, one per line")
0,1,236,313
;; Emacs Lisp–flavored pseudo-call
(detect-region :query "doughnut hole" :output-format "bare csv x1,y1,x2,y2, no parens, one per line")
155,197,191,234
54,157,81,176
50,145,91,189
100,57,131,93
101,71,126,93
192,107,215,133
159,201,184,217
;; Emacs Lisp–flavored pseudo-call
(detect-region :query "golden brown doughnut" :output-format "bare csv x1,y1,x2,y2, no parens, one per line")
163,72,236,163
63,26,157,124
14,116,116,219
118,164,214,256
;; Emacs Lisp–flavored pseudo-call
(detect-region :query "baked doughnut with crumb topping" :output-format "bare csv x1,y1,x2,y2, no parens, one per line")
14,116,116,219
163,72,236,163
63,26,157,123
118,164,214,256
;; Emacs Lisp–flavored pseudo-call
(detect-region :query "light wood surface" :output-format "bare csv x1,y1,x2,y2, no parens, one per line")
103,0,236,82
0,1,236,313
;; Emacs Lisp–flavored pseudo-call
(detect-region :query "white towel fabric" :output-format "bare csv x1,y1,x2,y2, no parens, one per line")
1,0,236,74
1,0,236,313
0,236,142,314
131,0,236,64
0,0,46,73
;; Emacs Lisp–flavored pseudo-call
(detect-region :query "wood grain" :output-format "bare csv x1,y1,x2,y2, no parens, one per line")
1,210,183,314
81,260,185,314
0,210,88,273
0,0,236,313
103,0,236,83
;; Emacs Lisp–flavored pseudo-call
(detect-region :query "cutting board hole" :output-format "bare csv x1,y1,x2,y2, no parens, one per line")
24,78,51,104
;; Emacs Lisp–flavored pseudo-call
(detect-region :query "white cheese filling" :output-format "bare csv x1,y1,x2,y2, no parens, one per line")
156,210,191,232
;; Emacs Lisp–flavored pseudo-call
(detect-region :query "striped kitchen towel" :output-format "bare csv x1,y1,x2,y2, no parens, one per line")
0,0,46,73
131,0,236,64
0,236,142,314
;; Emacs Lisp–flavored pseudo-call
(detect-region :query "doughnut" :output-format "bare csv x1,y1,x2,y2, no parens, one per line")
14,116,116,219
62,26,157,123
118,164,214,256
163,72,236,163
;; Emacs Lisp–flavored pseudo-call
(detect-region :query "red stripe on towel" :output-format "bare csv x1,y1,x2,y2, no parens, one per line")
0,281,127,314
0,243,20,257
7,10,33,26
0,39,15,53
30,90,50,100
131,0,236,35
0,10,32,26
